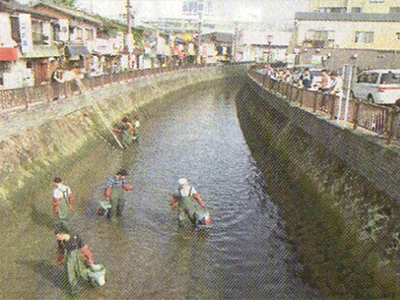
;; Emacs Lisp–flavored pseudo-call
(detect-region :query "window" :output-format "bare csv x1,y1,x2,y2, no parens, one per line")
390,7,400,14
32,21,43,44
351,7,361,13
10,17,20,43
318,7,347,13
357,73,378,83
355,31,374,44
85,28,94,41
380,72,400,84
75,27,83,40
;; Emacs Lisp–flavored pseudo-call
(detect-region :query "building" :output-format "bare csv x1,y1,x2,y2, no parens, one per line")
0,0,60,89
33,1,103,71
309,0,400,14
290,1,400,70
201,32,233,62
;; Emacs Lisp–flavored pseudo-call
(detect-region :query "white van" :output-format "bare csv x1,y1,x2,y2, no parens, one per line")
352,69,400,105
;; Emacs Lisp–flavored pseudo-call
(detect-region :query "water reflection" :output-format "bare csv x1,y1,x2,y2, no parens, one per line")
0,79,319,299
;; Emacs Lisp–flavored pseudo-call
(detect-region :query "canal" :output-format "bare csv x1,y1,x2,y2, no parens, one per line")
0,79,319,299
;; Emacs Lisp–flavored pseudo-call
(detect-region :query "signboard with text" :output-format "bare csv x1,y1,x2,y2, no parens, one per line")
19,14,33,53
182,0,204,15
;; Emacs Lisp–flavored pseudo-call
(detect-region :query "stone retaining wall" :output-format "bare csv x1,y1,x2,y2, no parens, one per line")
238,74,400,298
0,66,244,207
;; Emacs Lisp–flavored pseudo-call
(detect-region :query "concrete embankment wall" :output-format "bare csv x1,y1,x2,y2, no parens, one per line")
238,75,400,298
0,66,243,207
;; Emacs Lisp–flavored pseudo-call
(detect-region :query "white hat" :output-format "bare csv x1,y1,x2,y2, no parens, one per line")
178,178,188,185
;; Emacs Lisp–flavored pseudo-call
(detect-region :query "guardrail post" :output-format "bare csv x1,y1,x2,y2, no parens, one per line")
299,88,303,107
329,94,336,120
48,83,52,103
352,100,360,130
312,90,317,112
23,86,29,109
63,82,68,99
386,107,396,145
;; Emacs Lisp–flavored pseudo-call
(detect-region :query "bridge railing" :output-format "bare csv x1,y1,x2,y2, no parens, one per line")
249,69,400,145
0,62,248,112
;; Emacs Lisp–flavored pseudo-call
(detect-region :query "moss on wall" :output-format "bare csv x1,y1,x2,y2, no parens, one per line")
0,66,243,208
237,78,400,298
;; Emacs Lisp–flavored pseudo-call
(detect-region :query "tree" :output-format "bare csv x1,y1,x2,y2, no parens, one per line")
46,0,77,7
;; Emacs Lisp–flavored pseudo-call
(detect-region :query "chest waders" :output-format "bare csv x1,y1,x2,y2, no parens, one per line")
64,249,89,295
107,185,125,219
58,189,72,233
121,126,136,148
177,188,210,226
177,188,198,225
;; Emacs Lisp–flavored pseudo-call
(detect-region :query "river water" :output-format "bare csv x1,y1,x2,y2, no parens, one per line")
0,80,319,299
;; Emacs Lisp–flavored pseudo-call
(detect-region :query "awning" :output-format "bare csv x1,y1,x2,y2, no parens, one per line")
22,45,60,58
65,45,89,59
0,47,19,61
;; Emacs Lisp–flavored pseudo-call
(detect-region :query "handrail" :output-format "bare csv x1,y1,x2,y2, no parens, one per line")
0,62,250,112
248,68,400,145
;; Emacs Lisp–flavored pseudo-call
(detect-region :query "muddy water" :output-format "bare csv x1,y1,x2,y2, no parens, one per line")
0,80,319,299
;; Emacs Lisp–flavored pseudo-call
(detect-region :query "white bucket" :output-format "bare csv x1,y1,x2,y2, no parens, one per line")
87,264,106,286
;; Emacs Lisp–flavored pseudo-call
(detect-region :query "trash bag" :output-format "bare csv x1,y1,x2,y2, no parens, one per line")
87,264,106,286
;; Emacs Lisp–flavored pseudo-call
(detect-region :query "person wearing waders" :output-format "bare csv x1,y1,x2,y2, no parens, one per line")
103,169,133,220
54,225,94,296
52,178,74,233
171,178,210,227
113,117,136,148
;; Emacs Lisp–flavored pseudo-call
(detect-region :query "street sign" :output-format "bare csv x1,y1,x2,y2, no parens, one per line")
182,0,205,15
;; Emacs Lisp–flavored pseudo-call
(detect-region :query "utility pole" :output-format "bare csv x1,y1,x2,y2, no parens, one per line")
233,22,238,62
126,0,132,68
197,11,203,64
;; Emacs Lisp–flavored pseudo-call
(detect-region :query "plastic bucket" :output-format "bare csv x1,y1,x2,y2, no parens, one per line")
195,209,211,226
87,264,106,286
97,201,112,216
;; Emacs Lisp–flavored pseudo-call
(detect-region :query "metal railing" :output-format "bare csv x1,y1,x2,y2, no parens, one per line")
0,63,248,112
248,69,400,145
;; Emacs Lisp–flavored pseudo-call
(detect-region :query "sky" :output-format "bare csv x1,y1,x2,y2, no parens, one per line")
21,0,309,24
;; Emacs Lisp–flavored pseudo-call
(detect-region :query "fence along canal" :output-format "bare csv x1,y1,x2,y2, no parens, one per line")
249,67,400,145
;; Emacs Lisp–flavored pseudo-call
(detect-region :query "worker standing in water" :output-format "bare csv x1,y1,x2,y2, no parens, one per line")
171,178,210,227
54,224,95,295
103,169,134,220
113,117,136,148
52,177,74,233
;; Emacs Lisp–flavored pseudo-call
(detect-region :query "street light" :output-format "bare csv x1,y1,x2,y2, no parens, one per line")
267,34,273,64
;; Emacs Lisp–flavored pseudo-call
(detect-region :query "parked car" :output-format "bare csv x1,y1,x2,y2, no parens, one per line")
352,69,400,105
309,69,323,90
293,66,323,90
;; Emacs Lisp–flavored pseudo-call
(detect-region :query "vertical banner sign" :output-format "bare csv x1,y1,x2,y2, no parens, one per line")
42,22,51,44
19,13,33,53
58,19,69,42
